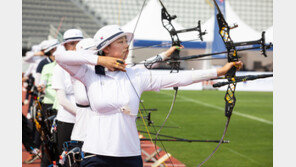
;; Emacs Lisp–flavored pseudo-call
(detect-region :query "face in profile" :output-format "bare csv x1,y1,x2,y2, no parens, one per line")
64,41,80,51
103,36,129,60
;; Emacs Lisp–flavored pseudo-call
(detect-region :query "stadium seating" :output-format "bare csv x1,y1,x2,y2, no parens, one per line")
22,0,104,49
23,0,272,51
80,0,272,32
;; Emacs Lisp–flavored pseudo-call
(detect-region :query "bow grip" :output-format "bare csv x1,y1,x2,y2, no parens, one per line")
225,66,237,78
171,48,180,60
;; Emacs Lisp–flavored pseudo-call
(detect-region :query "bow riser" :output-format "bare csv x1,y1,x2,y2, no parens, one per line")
224,83,236,117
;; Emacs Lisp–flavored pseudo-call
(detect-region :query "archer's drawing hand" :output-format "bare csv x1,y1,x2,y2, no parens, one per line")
98,56,126,72
37,84,45,92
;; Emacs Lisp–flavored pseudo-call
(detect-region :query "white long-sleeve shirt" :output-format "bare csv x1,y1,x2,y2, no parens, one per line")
70,78,94,141
52,45,95,141
23,51,43,78
55,50,217,157
52,64,76,123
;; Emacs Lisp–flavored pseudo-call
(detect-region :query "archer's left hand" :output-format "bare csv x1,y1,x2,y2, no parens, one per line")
217,61,243,76
164,45,184,58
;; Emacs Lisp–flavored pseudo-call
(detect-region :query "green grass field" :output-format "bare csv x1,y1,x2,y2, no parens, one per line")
137,90,273,167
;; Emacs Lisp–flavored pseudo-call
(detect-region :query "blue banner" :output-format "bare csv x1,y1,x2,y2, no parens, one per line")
212,0,226,58
133,40,207,49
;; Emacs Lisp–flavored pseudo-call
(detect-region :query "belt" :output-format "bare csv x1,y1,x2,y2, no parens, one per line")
76,103,90,108
71,140,84,144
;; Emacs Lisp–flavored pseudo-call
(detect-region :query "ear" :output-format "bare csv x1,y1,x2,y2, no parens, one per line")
103,46,110,55
51,48,57,53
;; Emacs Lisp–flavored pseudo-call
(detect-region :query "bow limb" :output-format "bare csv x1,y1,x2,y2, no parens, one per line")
154,1,181,158
198,0,271,166
197,1,238,166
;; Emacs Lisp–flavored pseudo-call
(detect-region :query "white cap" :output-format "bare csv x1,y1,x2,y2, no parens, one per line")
31,44,41,53
93,25,133,51
62,29,83,45
39,40,49,50
76,38,97,51
44,39,59,53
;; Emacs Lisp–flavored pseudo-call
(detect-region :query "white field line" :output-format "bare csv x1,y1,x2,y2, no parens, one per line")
157,91,273,125
225,147,262,165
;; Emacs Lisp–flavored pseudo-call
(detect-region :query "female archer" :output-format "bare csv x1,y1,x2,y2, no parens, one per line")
55,25,243,167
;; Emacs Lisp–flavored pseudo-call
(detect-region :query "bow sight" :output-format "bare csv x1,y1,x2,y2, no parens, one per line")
173,20,207,41
159,0,206,73
225,31,272,58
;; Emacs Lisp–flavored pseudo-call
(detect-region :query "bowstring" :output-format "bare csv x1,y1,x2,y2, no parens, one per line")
125,0,174,166
124,73,173,167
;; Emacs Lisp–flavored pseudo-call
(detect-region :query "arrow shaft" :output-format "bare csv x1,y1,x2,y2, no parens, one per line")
140,138,229,143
